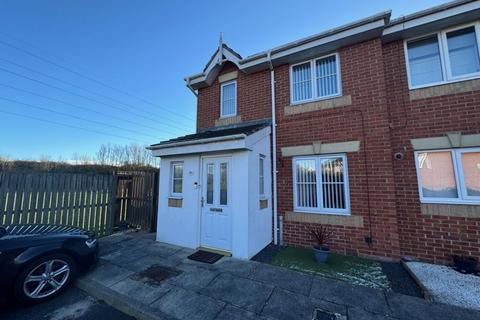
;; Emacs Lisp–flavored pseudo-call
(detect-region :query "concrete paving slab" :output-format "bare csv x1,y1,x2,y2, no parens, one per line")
310,276,390,316
214,305,273,320
200,272,274,313
387,292,480,320
166,264,219,292
210,258,257,278
261,287,346,320
151,286,225,320
110,277,173,305
122,254,181,272
84,261,134,287
144,241,184,258
347,307,397,320
250,263,313,296
101,246,150,265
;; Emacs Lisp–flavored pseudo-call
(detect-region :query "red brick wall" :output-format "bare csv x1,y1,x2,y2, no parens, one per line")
383,40,480,264
197,62,271,131
275,39,401,260
195,37,480,264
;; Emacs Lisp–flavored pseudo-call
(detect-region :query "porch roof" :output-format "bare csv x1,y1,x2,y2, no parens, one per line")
148,121,271,156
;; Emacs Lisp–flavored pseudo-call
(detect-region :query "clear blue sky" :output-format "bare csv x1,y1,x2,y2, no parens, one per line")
0,0,444,160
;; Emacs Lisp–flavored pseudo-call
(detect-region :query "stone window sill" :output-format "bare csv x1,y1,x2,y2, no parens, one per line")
215,115,242,127
284,211,363,227
420,203,480,218
284,95,352,116
409,78,480,101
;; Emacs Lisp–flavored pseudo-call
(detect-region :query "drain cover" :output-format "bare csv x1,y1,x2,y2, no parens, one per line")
133,265,180,285
312,308,346,320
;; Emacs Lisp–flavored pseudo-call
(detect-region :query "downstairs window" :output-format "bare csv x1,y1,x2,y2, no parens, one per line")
293,154,350,214
415,148,480,204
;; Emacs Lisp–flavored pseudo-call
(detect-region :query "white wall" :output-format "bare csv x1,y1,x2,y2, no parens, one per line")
247,132,273,258
230,151,250,259
155,127,272,260
157,155,201,249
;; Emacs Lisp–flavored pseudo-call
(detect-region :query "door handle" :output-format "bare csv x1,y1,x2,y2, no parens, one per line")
201,197,205,207
210,208,223,212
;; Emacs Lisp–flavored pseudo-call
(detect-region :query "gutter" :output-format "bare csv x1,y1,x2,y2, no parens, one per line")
185,77,198,97
148,133,246,150
268,50,279,246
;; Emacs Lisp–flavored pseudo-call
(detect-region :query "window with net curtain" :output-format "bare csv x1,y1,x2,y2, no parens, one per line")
416,148,480,202
291,54,340,103
293,155,350,214
406,24,480,87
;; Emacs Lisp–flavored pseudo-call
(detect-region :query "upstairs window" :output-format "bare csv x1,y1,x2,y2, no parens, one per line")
220,80,237,117
415,148,480,204
293,154,350,214
291,53,341,104
171,162,183,196
406,23,480,88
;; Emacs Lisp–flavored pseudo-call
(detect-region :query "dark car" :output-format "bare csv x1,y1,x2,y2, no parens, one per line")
0,224,98,304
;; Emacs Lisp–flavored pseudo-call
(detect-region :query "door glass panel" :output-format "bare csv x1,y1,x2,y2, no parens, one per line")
220,162,228,205
417,152,458,198
206,163,214,204
461,152,480,197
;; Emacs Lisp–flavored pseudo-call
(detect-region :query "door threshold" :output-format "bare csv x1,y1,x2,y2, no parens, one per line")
199,246,232,257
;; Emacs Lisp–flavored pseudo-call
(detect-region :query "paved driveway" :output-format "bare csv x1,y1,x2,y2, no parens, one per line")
76,232,480,320
1,287,134,320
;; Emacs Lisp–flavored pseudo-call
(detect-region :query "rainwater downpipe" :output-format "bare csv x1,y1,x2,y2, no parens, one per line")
268,51,279,245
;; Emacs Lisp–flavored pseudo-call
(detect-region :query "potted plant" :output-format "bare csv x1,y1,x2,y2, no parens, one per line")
453,255,478,274
309,225,333,263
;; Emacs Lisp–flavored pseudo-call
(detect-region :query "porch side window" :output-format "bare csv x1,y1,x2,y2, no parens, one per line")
171,162,183,196
293,155,350,214
259,155,265,198
415,148,480,203
220,80,236,118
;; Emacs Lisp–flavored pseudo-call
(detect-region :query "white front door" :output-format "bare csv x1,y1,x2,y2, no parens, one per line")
200,156,232,252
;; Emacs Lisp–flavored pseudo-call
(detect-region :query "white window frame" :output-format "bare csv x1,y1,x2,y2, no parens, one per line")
404,21,480,90
170,161,183,197
259,155,265,199
220,80,237,118
292,154,350,215
289,52,342,105
414,147,480,205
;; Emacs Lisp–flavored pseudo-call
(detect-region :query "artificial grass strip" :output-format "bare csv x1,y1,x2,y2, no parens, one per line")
271,247,390,290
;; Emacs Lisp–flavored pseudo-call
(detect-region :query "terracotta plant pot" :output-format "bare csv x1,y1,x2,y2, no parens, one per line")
313,246,330,263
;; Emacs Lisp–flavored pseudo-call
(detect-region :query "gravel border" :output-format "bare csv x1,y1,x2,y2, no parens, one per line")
405,261,480,311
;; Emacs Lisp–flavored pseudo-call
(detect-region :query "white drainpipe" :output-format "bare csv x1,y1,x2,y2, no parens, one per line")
268,51,278,245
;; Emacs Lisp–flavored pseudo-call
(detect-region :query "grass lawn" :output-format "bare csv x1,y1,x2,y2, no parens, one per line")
270,246,390,290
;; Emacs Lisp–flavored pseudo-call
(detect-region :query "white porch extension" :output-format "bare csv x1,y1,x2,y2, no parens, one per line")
149,122,272,260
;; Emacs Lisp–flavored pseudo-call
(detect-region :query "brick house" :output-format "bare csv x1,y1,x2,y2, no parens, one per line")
150,0,480,264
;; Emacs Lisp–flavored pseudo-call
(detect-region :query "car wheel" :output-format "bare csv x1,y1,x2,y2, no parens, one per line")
14,254,76,303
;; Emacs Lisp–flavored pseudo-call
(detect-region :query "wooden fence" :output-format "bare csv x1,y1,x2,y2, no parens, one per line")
116,171,158,232
0,171,158,236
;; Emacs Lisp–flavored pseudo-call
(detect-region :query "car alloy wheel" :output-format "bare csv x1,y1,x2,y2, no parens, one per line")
23,259,70,299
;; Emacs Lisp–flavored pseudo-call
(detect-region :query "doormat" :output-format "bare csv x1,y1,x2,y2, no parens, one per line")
188,250,223,264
